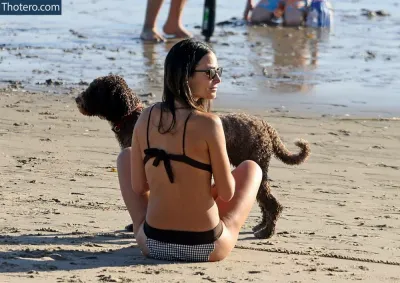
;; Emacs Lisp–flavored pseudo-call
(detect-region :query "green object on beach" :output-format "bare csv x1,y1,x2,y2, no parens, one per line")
202,0,216,42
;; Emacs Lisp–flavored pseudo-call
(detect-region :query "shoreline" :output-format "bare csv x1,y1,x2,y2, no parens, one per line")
2,83,400,120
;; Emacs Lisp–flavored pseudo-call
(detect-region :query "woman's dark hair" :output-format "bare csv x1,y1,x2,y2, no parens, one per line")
159,38,213,133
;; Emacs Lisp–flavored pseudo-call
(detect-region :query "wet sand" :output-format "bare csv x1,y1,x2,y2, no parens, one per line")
1,0,400,117
1,88,399,282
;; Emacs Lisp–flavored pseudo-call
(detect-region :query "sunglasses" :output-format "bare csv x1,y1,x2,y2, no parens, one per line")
194,67,223,80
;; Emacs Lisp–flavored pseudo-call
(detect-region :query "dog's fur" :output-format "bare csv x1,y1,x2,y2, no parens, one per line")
76,75,311,239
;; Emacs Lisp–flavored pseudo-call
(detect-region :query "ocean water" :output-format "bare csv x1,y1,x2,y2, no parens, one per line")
0,0,399,117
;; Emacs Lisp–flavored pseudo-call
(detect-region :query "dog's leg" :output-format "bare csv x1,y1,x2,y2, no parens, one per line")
253,179,283,239
252,187,267,232
125,223,134,232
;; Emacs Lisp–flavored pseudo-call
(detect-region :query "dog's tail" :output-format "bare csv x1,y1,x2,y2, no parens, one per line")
265,122,311,165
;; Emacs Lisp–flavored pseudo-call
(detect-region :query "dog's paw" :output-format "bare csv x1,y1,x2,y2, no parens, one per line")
253,226,275,239
252,222,265,232
125,223,134,232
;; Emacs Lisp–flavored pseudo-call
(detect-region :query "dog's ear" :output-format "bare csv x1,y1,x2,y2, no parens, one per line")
106,83,131,121
108,76,142,119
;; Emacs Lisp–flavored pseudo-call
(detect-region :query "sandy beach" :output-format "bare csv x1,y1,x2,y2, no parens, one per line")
1,0,399,281
1,87,399,282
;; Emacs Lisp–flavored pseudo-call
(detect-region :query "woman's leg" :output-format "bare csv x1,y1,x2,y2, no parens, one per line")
163,0,192,38
209,160,262,261
141,0,166,42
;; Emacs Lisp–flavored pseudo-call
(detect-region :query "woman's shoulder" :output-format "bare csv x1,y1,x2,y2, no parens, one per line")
139,102,162,119
193,110,219,121
192,111,223,132
142,102,159,114
134,103,158,132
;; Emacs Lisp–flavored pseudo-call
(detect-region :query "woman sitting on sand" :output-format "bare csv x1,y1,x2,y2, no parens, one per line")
116,39,262,262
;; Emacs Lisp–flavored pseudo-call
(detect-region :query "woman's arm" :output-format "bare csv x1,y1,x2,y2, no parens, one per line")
131,120,150,196
206,115,235,202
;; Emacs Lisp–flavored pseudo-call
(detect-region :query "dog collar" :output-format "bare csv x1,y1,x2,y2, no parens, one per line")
112,103,144,133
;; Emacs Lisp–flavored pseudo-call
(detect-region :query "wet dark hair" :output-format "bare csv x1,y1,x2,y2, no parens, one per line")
159,38,213,133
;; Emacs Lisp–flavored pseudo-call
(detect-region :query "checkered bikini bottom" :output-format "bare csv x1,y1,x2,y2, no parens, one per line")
143,221,223,262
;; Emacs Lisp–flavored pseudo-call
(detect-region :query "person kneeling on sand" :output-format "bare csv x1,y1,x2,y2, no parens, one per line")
116,38,262,262
243,0,282,25
243,0,332,27
244,0,311,26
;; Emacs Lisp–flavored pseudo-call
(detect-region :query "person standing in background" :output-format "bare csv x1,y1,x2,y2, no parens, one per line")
141,0,192,42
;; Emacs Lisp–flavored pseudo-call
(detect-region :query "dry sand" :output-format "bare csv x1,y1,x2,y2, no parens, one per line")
0,89,399,282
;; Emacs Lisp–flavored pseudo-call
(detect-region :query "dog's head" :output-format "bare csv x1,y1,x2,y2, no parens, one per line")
75,75,141,122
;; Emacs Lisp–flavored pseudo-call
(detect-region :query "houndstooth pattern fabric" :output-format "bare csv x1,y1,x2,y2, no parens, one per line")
146,238,215,262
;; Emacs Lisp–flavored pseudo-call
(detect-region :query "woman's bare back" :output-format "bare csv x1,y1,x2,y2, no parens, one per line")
136,103,220,231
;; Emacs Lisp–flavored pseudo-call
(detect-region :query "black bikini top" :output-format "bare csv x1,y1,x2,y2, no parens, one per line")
143,104,212,183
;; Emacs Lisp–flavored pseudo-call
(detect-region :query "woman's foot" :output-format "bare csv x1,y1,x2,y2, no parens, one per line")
162,24,192,39
140,28,165,43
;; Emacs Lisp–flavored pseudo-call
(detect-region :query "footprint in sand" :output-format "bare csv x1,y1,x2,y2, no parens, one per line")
371,145,384,149
13,122,30,126
35,227,59,233
97,274,119,282
328,129,351,136
248,270,262,274
376,163,399,170
202,276,217,282
323,266,348,273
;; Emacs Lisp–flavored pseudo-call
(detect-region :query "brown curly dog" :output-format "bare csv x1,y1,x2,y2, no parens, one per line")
75,75,311,239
